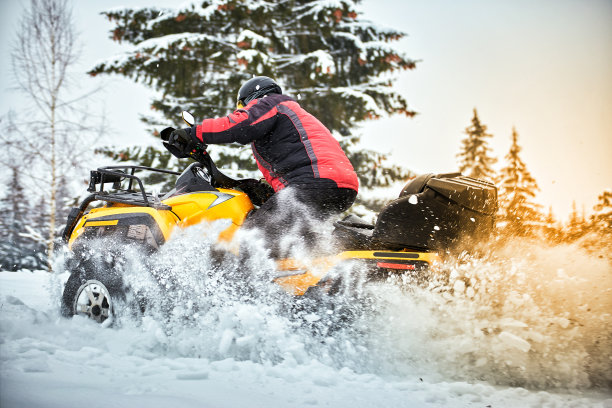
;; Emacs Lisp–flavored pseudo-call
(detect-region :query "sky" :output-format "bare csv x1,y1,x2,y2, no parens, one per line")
0,0,611,220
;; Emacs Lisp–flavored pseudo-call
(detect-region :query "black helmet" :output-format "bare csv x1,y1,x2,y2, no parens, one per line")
236,76,282,108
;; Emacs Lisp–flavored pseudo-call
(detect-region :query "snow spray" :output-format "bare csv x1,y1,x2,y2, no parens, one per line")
52,221,612,392
363,240,612,390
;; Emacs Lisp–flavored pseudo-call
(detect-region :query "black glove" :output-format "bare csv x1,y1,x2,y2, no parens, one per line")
162,127,206,159
171,127,192,147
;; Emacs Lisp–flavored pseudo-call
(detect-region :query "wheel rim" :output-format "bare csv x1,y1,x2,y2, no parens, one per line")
73,280,114,324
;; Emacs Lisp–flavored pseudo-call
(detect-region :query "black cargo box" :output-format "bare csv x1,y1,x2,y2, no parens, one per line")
372,173,497,251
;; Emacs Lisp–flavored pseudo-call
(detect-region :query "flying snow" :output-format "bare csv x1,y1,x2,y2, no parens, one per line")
1,224,611,407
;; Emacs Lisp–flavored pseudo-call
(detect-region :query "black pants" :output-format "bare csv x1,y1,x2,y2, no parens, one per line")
243,186,357,258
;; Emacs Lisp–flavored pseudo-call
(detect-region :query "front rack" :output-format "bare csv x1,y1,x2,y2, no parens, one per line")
88,165,181,210
63,165,180,243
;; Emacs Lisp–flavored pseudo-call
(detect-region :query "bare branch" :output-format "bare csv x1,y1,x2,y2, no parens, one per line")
5,0,104,270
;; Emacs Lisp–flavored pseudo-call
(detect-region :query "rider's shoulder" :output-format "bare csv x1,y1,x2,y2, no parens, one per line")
260,93,294,105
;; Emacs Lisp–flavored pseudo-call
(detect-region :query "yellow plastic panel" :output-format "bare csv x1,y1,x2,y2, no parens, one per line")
163,189,254,228
273,272,322,296
68,206,179,249
273,250,441,296
337,250,441,264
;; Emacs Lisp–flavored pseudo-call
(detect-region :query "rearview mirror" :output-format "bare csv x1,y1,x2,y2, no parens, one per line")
182,111,195,127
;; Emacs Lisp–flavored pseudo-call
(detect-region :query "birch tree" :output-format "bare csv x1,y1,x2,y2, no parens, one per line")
3,0,99,271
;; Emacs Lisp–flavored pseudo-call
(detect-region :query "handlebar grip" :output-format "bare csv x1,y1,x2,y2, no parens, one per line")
163,141,190,159
160,127,175,141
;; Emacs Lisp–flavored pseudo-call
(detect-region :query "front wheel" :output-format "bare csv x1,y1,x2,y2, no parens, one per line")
61,255,128,326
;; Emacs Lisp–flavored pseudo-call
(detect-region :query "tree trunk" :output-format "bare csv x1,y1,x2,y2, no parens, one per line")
47,102,57,272
47,24,58,272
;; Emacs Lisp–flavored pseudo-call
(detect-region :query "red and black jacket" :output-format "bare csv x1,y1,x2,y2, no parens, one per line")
194,94,359,193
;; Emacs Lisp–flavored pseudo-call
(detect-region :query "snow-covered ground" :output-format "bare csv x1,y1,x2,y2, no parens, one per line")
1,229,611,407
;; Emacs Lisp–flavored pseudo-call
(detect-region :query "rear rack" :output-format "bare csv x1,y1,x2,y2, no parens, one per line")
88,165,181,210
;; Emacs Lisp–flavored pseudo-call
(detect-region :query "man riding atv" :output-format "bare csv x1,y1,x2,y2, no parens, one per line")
60,78,498,323
167,76,359,257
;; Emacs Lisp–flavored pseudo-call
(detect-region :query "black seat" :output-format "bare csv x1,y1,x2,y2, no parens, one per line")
399,172,462,197
335,214,374,229
333,215,374,250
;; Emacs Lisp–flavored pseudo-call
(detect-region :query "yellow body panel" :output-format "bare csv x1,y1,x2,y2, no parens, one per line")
274,250,440,296
68,206,179,249
162,189,254,241
337,250,442,265
83,220,119,227
68,189,254,248
274,257,338,296
273,272,323,296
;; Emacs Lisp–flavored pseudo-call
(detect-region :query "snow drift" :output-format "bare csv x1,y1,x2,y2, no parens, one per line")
1,223,611,407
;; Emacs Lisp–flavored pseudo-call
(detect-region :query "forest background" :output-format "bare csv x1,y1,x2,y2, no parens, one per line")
0,0,610,271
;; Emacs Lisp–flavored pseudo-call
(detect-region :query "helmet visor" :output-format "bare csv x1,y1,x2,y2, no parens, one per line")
236,100,245,109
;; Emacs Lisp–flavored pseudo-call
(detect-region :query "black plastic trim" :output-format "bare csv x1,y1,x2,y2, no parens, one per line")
372,252,420,259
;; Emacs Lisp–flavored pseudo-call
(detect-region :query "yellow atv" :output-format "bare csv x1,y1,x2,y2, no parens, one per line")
60,112,497,324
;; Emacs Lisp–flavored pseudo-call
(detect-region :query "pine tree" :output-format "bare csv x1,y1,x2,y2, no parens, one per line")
89,1,417,197
0,168,27,241
569,191,612,257
457,108,497,180
54,175,78,236
0,167,46,271
542,206,561,243
564,200,585,242
590,190,611,236
496,127,541,235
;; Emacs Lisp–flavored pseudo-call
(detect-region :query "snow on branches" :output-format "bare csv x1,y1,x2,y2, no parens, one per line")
90,0,417,199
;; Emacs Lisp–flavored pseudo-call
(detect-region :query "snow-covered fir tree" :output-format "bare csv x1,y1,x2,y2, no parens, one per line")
90,0,416,196
0,168,28,244
0,168,46,271
54,175,77,236
564,200,587,242
457,108,497,181
542,206,561,242
496,127,541,235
